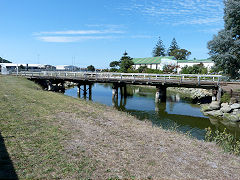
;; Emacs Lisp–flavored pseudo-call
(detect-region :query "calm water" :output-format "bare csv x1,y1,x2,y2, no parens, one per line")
65,84,240,140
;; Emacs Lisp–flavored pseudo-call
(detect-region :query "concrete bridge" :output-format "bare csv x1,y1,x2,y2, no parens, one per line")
13,71,226,102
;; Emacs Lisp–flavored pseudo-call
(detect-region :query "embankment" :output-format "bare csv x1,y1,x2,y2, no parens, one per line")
0,75,240,179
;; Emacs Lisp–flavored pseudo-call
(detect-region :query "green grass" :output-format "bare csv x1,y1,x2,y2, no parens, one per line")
0,76,97,179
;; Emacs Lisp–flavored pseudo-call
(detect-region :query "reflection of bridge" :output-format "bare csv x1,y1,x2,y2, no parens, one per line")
14,71,226,102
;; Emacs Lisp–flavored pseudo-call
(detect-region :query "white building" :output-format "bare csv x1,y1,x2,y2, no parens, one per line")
132,56,177,70
0,63,56,74
55,65,78,71
132,56,214,73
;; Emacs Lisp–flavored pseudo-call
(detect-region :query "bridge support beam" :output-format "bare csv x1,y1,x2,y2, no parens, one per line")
155,85,167,103
217,86,222,102
77,84,81,98
112,84,119,100
77,83,92,100
212,86,222,102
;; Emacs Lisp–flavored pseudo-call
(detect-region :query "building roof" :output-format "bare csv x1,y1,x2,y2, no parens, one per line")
132,56,174,64
177,59,213,63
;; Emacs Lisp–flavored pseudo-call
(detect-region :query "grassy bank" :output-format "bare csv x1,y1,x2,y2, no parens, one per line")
1,76,240,179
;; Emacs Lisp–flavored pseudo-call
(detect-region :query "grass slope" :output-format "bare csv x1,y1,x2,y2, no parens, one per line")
0,75,240,179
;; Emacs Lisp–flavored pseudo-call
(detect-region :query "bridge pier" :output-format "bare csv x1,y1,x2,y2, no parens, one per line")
77,83,92,100
47,81,53,91
112,84,119,100
212,86,222,102
217,86,222,102
155,85,167,103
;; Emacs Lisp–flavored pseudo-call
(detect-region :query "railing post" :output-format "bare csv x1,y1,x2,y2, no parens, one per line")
198,76,200,85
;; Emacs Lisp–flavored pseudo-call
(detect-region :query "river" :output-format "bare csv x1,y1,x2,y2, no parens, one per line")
65,83,240,140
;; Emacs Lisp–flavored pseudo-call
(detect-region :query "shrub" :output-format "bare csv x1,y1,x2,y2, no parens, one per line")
205,127,240,155
221,93,231,103
180,63,208,74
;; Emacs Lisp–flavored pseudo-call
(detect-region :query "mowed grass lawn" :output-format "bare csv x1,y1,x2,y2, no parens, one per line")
1,75,240,179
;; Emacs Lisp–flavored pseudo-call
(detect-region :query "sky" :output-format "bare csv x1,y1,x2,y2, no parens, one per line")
0,0,224,68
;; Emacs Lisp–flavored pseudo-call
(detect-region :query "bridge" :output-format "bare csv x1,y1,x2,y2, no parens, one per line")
13,71,226,102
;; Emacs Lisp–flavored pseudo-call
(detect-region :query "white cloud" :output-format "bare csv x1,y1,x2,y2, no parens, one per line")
34,24,154,43
119,0,224,26
35,29,125,36
37,36,117,42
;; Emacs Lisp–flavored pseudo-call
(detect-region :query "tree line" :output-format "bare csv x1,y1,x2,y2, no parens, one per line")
152,37,191,60
108,37,192,73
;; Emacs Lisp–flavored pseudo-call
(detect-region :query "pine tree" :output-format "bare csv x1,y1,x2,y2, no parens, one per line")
152,37,165,57
119,51,134,73
208,0,240,78
168,38,179,56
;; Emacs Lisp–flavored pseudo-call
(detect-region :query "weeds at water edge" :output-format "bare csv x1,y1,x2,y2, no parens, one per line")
205,127,240,155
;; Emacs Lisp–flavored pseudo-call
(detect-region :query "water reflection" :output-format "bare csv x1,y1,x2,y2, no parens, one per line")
65,83,240,140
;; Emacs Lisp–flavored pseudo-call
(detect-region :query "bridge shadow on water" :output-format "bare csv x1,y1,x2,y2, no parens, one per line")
0,132,18,180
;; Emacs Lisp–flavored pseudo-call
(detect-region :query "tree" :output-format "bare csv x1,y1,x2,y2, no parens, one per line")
180,63,208,74
87,65,95,72
109,61,119,68
168,38,179,56
138,65,148,73
119,51,134,72
0,57,11,63
208,0,240,79
169,49,191,60
152,37,165,57
163,64,178,73
109,51,134,73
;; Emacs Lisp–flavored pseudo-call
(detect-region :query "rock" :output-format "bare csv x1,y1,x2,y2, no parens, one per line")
223,113,240,122
230,97,238,104
230,103,240,110
204,110,223,117
220,106,232,113
201,104,212,112
235,109,240,115
221,103,229,107
204,111,215,116
214,110,223,117
209,101,221,110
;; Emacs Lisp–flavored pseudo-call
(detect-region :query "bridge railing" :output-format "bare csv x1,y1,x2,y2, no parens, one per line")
12,71,224,84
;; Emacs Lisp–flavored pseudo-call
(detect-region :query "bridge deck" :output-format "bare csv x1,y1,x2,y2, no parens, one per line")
13,71,227,89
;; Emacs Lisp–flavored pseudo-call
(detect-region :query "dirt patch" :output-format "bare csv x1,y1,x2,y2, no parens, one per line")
56,104,240,179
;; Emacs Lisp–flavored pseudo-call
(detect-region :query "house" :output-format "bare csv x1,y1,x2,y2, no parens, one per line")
0,63,56,74
132,56,177,70
55,65,78,71
132,56,214,73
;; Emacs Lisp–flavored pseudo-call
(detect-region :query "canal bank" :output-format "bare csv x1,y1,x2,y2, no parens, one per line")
65,84,240,140
1,76,240,179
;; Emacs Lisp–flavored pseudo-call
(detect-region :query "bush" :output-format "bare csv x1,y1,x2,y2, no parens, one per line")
162,64,178,73
221,93,231,103
180,63,208,74
205,127,240,155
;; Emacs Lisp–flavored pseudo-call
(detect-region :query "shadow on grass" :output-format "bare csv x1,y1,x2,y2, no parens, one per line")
0,132,18,180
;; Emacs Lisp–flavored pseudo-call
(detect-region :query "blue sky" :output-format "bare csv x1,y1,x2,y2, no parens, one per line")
0,0,224,68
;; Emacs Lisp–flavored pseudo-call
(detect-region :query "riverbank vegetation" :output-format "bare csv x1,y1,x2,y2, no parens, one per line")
205,127,240,155
1,76,240,179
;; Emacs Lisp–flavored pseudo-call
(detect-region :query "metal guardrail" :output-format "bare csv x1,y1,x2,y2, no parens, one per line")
12,71,224,85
